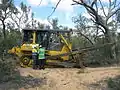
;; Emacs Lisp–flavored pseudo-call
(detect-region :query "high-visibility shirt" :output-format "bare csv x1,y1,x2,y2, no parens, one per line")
32,48,38,53
38,48,45,59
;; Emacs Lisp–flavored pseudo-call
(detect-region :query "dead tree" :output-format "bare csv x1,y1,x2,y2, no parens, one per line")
72,0,120,60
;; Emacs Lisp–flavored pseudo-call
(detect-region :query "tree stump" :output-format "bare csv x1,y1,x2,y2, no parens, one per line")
74,52,85,69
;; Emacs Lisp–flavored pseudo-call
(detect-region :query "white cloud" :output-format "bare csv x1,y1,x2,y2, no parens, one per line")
26,0,77,28
50,0,74,12
35,18,51,25
27,0,48,6
34,18,52,28
49,0,75,28
27,0,74,12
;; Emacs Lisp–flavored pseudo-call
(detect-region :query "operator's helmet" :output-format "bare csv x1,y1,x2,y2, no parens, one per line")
39,45,42,48
32,45,37,49
32,45,35,49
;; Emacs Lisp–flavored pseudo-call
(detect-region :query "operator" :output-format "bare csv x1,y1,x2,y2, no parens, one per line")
32,46,38,69
38,45,46,69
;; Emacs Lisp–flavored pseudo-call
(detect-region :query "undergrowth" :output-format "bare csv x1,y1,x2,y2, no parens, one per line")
107,75,120,90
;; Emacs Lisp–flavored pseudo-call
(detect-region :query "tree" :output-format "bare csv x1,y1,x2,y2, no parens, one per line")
116,10,120,23
37,22,44,29
11,2,32,31
52,18,59,29
72,0,120,59
72,0,120,43
0,0,15,39
59,25,69,30
72,14,94,45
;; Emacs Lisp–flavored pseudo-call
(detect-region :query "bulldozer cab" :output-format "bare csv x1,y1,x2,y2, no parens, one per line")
23,30,33,44
22,29,71,51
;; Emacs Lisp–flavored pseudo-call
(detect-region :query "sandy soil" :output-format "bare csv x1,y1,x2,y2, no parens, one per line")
17,66,120,90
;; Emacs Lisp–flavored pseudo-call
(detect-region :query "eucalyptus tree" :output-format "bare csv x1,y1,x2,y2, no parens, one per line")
0,0,15,39
52,18,59,29
11,2,32,31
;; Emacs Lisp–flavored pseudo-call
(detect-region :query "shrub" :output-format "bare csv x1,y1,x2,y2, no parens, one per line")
107,76,120,90
0,57,18,83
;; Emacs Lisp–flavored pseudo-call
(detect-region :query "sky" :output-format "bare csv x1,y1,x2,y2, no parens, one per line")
14,0,111,28
14,0,85,28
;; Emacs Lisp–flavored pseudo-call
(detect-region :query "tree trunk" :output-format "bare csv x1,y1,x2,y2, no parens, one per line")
1,20,6,60
2,20,6,39
104,29,117,60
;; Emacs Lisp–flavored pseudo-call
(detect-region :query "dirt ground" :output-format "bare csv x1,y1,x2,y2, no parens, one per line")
16,66,120,90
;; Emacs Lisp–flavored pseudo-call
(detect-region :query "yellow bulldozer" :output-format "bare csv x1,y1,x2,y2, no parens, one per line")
8,28,73,67
8,28,115,68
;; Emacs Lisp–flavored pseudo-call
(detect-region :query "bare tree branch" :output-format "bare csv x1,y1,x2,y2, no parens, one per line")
94,27,100,41
47,0,62,25
107,8,120,21
115,1,120,8
0,18,3,21
11,15,19,28
39,0,43,5
77,31,94,45
98,0,107,17
94,1,98,13
90,18,105,33
91,0,97,7
113,0,117,9
72,0,110,32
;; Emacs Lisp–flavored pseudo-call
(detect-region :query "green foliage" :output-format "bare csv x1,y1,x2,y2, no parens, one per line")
20,2,27,12
0,29,22,58
72,14,90,29
107,76,120,90
71,13,120,66
38,22,45,29
0,0,16,38
116,10,120,23
0,58,17,83
0,57,45,89
52,18,59,29
71,36,90,49
0,28,22,83
71,34,120,67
